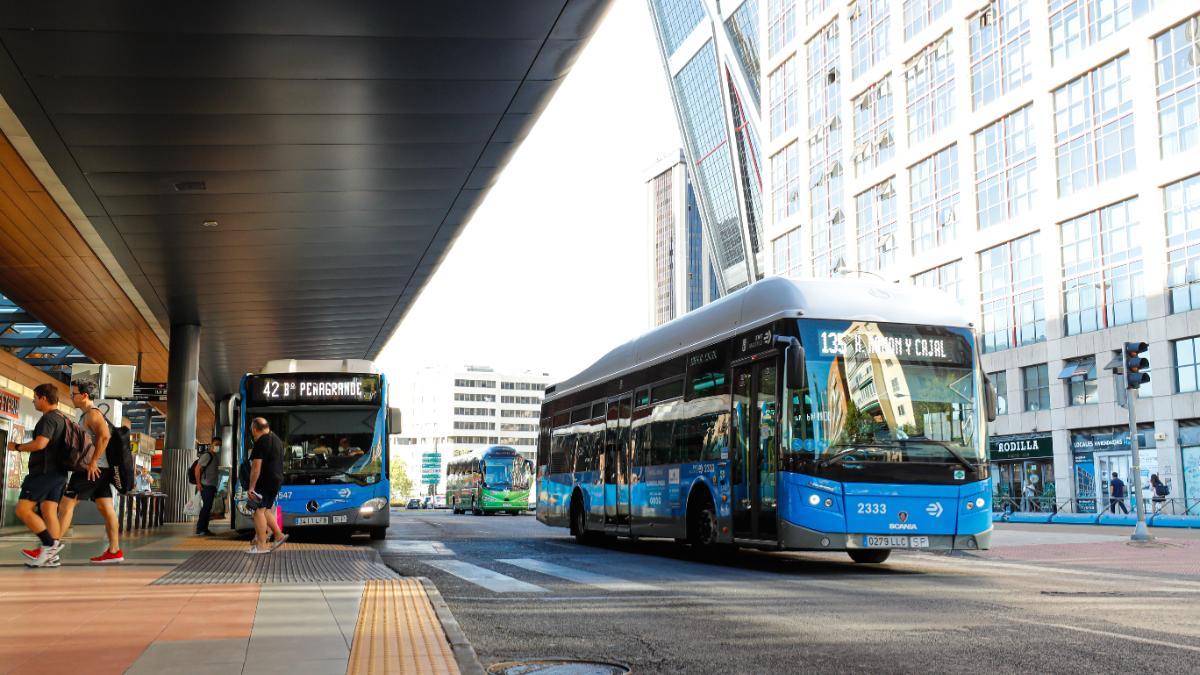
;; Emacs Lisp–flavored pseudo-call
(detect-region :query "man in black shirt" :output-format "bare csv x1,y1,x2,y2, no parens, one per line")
247,417,287,553
6,383,69,567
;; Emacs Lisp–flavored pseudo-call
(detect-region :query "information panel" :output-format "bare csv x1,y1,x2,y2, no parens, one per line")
247,373,381,405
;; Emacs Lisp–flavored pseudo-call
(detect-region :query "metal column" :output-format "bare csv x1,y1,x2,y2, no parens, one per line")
163,323,200,521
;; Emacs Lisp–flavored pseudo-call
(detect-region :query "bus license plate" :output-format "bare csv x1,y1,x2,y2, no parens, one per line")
294,516,329,526
864,535,929,548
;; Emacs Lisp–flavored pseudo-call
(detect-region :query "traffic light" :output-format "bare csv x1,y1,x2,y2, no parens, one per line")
1124,341,1150,389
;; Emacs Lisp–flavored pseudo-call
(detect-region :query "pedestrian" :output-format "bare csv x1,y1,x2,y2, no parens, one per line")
6,383,69,568
1108,472,1129,514
57,380,123,563
194,436,221,536
1149,473,1169,514
247,417,287,554
1021,478,1037,512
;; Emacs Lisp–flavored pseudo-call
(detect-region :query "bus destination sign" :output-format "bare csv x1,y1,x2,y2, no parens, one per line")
248,374,381,405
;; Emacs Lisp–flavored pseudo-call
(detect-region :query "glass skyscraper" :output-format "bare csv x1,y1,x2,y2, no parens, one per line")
648,0,766,294
647,151,720,326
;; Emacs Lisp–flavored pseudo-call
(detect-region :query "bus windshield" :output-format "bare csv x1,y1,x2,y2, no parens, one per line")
249,408,382,485
793,319,983,466
482,456,531,489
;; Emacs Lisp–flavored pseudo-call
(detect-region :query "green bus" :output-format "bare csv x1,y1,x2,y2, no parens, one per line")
448,445,533,515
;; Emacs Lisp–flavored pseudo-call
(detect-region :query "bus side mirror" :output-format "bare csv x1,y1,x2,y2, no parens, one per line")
389,407,403,434
984,377,998,423
779,337,806,387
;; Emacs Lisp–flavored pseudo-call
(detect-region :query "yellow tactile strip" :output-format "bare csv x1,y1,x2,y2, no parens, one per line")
138,536,354,551
347,579,460,675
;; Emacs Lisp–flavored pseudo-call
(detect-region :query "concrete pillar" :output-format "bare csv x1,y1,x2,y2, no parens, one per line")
163,324,200,521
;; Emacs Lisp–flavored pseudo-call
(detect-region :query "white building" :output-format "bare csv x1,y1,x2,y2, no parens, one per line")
390,365,549,496
759,0,1200,512
647,150,721,326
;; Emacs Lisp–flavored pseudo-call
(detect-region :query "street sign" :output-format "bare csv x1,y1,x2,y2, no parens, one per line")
132,382,168,402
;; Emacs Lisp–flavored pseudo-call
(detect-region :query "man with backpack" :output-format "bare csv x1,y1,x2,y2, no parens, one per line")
57,380,124,564
5,383,69,568
193,436,221,536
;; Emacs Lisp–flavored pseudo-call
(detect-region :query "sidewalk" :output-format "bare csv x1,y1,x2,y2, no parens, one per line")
977,523,1200,578
0,524,479,675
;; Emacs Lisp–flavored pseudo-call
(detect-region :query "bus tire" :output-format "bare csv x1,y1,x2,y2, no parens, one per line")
471,501,482,516
686,489,720,550
570,497,594,545
848,549,891,564
369,527,386,541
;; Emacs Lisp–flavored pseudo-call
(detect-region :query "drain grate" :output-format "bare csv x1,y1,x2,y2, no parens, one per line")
153,549,399,585
488,660,630,675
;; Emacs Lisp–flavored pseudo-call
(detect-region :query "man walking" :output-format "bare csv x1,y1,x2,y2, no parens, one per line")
1108,472,1129,514
6,383,69,568
194,436,221,536
58,380,124,563
247,417,287,554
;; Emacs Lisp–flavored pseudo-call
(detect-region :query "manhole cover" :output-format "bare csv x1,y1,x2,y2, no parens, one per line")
487,659,630,675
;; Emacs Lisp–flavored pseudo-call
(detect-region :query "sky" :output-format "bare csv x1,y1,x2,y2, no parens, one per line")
375,2,681,383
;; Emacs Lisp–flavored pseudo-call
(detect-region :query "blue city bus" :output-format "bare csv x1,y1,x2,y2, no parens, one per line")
537,277,997,563
230,359,400,539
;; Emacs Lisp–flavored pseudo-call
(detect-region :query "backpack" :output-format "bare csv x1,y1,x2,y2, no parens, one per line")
1155,483,1170,497
59,412,97,472
96,409,136,494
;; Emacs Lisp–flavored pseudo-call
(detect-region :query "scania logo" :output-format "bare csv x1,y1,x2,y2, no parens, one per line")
337,488,351,498
889,523,918,530
898,511,908,523
306,500,320,513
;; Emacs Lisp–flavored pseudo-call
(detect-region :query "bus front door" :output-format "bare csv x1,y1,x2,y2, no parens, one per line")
604,394,632,526
731,361,780,541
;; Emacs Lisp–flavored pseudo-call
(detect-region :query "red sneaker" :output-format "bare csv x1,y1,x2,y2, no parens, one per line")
21,547,40,561
90,549,124,564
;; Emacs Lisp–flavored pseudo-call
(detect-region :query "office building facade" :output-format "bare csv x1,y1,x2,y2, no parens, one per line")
647,0,768,294
760,1,1200,513
647,151,722,326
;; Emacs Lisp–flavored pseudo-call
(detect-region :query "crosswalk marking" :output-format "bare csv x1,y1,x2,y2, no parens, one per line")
422,559,548,593
498,558,659,592
379,540,453,556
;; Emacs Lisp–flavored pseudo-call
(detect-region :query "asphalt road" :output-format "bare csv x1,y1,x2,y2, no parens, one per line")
375,510,1200,674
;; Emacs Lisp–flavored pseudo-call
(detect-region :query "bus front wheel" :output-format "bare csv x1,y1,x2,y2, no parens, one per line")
687,492,719,549
848,549,891,564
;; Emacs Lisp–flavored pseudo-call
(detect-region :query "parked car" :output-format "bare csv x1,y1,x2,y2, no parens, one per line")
406,498,422,510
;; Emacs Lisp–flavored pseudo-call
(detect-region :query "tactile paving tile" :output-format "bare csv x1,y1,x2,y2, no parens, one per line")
347,580,459,675
152,549,400,585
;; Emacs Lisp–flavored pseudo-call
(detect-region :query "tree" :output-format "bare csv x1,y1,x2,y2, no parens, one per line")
389,457,414,498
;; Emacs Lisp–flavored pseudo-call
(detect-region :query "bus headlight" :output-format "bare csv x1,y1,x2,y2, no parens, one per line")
360,497,388,515
975,497,985,509
808,494,820,506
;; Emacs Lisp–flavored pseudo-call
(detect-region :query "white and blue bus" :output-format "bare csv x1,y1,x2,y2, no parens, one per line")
537,277,997,563
230,359,401,539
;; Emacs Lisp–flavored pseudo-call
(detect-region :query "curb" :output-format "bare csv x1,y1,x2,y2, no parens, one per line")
420,576,485,675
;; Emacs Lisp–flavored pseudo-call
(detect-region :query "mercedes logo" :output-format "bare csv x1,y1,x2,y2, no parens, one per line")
306,500,319,513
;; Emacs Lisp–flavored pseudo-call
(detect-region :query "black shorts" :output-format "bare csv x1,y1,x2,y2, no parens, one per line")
252,486,279,510
19,472,68,503
64,468,116,502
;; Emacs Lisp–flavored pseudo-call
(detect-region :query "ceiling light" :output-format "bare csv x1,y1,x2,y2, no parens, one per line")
202,220,219,228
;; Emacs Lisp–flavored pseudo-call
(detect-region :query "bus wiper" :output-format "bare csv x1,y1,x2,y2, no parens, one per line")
817,444,899,468
902,437,977,472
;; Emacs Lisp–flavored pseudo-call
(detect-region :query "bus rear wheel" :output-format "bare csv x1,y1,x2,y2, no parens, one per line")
471,501,482,516
571,500,594,545
848,549,891,564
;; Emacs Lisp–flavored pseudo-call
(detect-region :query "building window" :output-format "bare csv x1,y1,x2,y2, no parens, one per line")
905,33,954,145
769,0,797,56
1154,14,1200,158
852,75,894,176
807,20,843,278
651,0,707,56
773,226,804,277
1053,54,1135,197
850,0,890,80
856,178,897,272
1060,198,1145,335
771,142,802,224
1022,364,1051,412
1166,174,1200,313
1049,0,1154,65
974,105,1036,229
500,409,540,419
454,407,495,417
454,379,495,388
769,55,799,139
1059,356,1098,406
913,259,962,304
726,1,762,106
501,382,544,391
454,421,495,431
988,370,1008,415
980,232,1045,353
909,144,958,254
501,395,540,405
969,0,1031,109
454,393,495,402
1175,336,1200,393
903,0,951,42
804,0,830,26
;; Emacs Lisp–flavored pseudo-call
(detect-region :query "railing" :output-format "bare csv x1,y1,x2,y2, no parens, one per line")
994,495,1200,518
116,492,167,533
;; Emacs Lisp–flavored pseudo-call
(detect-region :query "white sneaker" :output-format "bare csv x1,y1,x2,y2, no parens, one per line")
25,548,59,568
246,545,270,555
